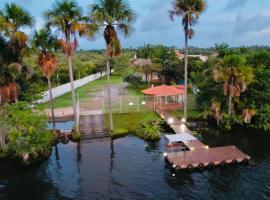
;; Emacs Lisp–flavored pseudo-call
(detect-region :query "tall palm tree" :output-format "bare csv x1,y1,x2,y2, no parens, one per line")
44,0,97,130
89,0,136,131
213,55,254,115
170,0,206,121
0,3,34,63
32,29,58,132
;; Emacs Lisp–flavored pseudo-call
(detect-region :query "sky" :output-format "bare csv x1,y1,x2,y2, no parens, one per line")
1,0,270,50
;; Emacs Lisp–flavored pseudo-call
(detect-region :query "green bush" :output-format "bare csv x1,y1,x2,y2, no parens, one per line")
139,119,163,141
1,102,53,164
124,74,142,88
250,105,270,131
71,129,81,141
220,113,243,131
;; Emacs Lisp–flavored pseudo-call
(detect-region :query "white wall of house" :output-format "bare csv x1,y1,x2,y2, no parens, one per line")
36,71,108,104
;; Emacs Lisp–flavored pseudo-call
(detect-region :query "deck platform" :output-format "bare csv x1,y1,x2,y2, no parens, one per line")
165,145,250,170
156,109,251,170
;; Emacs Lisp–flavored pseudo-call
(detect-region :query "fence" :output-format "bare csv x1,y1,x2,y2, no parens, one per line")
36,70,110,104
79,95,184,114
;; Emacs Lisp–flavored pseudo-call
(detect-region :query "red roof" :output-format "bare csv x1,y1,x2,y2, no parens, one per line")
142,85,184,96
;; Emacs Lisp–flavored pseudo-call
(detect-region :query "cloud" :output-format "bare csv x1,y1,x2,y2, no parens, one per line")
225,0,249,10
234,14,270,34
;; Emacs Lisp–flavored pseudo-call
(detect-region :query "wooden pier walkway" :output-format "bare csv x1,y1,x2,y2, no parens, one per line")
156,109,250,170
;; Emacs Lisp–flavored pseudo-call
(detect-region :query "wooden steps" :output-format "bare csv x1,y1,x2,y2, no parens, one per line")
79,114,110,140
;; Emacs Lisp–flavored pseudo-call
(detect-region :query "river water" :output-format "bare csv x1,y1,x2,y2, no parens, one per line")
0,123,270,200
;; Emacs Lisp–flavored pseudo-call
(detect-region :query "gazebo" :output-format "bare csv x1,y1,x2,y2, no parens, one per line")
142,85,184,111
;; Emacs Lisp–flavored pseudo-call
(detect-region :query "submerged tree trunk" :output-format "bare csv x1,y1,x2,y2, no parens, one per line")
183,32,189,121
107,58,114,131
48,76,56,132
68,56,78,131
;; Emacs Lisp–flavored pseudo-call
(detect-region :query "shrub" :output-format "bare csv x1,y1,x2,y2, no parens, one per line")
1,102,53,164
123,74,142,88
139,119,163,141
220,113,243,131
71,129,81,141
250,105,270,131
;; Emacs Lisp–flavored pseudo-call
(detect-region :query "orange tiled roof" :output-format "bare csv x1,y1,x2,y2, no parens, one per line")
142,85,184,96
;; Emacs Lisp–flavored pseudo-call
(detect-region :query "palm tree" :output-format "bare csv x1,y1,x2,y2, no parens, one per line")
44,0,97,130
170,0,206,121
89,0,136,131
0,63,22,105
32,29,59,132
0,3,34,63
213,55,254,115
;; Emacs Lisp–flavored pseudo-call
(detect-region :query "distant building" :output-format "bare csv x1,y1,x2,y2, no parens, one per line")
175,50,208,62
130,55,160,83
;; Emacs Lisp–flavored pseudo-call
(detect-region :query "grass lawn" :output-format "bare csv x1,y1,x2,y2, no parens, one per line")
106,112,160,139
45,75,123,108
169,94,202,120
126,83,148,96
169,109,202,120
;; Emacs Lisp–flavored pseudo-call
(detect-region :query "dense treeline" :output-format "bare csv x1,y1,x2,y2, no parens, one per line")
192,46,270,131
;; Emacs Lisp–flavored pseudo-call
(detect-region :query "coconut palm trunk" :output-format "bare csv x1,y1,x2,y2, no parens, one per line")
47,76,56,132
0,122,7,148
68,55,78,130
183,29,188,121
228,76,234,116
106,57,114,131
170,0,206,121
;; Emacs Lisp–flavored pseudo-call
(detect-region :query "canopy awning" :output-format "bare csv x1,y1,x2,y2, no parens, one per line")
164,133,197,143
142,85,184,96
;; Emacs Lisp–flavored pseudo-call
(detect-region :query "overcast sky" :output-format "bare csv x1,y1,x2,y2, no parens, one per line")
1,0,270,49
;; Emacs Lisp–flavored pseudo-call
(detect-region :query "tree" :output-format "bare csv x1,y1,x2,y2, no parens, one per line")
213,55,254,115
0,3,34,63
0,63,22,105
170,0,206,121
89,0,136,131
45,0,97,130
124,74,142,88
214,43,234,58
95,58,106,77
32,29,59,133
0,102,53,164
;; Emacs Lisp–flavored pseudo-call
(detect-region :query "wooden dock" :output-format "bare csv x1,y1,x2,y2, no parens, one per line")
166,146,250,170
157,109,250,170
